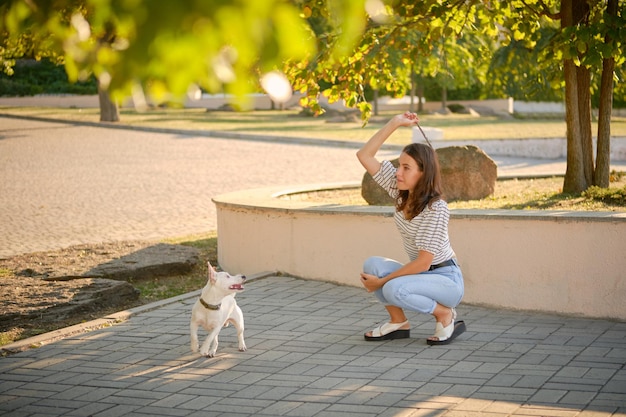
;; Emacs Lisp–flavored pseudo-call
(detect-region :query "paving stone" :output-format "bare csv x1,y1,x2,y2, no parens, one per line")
2,276,626,416
131,405,192,416
560,390,599,406
528,389,567,404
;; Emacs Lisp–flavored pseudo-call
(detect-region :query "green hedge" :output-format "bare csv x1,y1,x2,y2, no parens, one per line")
0,59,97,97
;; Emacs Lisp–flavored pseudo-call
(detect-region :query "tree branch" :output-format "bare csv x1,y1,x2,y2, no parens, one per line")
521,0,561,20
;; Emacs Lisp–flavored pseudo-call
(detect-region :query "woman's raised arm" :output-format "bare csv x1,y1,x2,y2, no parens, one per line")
356,112,419,176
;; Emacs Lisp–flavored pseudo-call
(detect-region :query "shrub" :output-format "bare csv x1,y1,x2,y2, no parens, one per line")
582,185,626,206
610,170,625,182
0,58,97,96
447,103,466,113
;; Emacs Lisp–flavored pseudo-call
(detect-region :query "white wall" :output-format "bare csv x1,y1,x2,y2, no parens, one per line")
214,184,626,321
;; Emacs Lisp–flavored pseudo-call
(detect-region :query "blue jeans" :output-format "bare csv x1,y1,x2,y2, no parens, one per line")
363,256,465,314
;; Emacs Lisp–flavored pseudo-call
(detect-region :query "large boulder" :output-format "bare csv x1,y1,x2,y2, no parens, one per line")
437,145,497,201
361,145,497,204
361,164,397,206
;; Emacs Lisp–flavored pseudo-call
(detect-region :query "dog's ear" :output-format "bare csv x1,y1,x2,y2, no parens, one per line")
207,262,216,283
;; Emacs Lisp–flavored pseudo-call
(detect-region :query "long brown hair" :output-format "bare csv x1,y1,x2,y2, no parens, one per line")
396,143,443,219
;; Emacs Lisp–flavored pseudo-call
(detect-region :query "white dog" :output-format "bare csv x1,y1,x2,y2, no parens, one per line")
190,262,246,357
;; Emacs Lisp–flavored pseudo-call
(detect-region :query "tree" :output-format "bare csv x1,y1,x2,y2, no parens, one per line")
1,0,365,121
484,27,565,102
289,0,624,192
490,0,624,192
286,1,499,122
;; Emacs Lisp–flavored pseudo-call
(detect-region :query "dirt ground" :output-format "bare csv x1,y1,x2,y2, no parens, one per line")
0,241,157,345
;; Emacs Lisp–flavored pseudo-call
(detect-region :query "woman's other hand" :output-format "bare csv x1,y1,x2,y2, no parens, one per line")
360,272,384,292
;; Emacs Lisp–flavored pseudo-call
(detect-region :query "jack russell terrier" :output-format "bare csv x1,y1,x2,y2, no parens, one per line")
190,262,246,357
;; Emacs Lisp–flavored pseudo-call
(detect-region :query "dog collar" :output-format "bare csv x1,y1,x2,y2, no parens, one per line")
199,298,221,310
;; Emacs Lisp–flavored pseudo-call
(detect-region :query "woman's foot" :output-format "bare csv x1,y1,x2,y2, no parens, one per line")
427,307,466,345
364,320,410,341
427,307,456,343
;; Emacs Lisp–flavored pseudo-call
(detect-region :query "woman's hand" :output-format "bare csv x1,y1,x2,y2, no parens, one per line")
394,112,420,127
360,272,385,292
357,112,419,176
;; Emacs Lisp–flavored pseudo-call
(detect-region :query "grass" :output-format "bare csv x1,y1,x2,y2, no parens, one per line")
296,175,626,211
3,106,626,144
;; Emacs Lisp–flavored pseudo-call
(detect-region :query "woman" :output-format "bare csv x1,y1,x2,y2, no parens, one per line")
356,111,465,345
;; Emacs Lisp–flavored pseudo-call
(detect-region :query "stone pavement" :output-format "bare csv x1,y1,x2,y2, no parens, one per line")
1,275,625,416
1,112,626,416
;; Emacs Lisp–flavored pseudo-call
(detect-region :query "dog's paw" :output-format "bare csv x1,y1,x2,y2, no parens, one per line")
190,341,199,352
200,345,217,357
199,348,213,357
238,344,247,352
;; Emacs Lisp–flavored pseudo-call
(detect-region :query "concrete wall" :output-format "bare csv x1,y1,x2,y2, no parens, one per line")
214,184,626,321
430,137,626,161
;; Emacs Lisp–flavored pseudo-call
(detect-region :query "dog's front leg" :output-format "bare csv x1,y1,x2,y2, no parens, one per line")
236,328,246,352
200,328,220,358
190,321,200,352
233,306,247,352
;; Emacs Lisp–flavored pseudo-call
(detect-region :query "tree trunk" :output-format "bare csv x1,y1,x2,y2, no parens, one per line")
98,83,119,122
563,59,587,193
412,70,425,113
417,81,424,113
577,64,593,186
595,0,618,187
561,0,592,193
441,86,447,112
596,57,613,188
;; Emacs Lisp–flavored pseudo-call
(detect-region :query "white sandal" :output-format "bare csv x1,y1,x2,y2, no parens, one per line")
364,320,410,341
427,308,466,346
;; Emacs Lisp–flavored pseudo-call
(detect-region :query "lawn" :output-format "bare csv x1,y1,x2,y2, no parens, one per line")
299,174,626,211
3,106,626,144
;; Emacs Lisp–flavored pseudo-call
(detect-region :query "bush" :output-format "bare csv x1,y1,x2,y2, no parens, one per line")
0,78,43,96
610,170,625,182
447,103,466,113
582,185,626,205
0,58,97,97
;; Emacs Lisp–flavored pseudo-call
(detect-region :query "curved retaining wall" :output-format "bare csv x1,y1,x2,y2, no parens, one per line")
213,183,626,320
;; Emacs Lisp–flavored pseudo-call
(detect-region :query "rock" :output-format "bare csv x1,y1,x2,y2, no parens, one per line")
2,239,200,284
50,279,140,319
361,146,497,204
1,240,200,282
437,146,497,201
361,160,398,206
81,243,200,281
0,277,139,329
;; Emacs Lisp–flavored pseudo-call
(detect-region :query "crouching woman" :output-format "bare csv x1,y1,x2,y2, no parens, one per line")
356,112,465,345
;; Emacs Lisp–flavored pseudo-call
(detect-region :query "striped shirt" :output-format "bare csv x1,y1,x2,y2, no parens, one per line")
372,160,456,264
